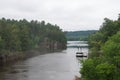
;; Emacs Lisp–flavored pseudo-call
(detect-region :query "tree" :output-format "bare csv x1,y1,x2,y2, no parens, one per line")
96,63,115,80
9,24,21,51
102,32,120,67
19,25,31,51
0,18,67,53
81,14,120,80
80,59,98,80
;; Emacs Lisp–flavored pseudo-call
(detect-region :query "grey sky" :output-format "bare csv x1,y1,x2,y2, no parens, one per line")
0,0,120,31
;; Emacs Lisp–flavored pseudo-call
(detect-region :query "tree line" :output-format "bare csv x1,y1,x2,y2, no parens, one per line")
65,30,97,41
80,14,120,80
0,18,67,55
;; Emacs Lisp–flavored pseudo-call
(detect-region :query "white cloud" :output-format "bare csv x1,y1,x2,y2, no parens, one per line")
0,0,120,31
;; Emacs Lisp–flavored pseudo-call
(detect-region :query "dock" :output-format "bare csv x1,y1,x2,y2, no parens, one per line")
76,52,87,57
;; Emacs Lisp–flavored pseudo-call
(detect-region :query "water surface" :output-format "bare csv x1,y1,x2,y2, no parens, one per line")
0,41,88,80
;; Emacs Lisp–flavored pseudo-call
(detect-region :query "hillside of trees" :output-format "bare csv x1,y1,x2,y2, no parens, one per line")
80,14,120,80
65,30,97,41
0,18,67,55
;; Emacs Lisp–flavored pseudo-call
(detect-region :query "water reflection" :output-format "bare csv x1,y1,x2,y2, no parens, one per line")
0,41,88,80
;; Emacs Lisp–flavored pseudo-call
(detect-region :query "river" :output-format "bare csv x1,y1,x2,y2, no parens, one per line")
0,41,88,80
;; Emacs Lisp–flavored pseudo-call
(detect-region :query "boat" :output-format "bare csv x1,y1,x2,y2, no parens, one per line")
76,52,87,57
76,46,87,57
76,52,83,57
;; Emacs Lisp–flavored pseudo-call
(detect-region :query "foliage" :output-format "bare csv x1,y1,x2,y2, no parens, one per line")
81,58,115,80
65,30,97,41
102,32,120,73
0,18,67,54
80,59,98,80
80,14,120,80
96,62,115,80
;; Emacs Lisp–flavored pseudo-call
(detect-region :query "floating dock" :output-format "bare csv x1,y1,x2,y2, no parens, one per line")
76,52,87,57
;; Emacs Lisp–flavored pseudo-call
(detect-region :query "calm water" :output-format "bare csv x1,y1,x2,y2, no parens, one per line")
0,41,88,80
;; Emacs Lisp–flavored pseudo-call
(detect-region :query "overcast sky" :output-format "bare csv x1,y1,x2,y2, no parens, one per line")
0,0,120,31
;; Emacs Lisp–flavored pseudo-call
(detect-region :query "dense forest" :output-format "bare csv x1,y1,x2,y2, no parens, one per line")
0,18,67,55
80,15,120,80
65,30,97,41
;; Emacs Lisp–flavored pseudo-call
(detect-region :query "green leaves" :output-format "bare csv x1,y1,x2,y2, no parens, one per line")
81,59,94,80
81,59,116,80
96,63,115,80
81,14,120,80
102,32,120,68
0,18,66,53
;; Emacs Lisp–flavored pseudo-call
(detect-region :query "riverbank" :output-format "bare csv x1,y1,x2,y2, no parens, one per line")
0,47,64,66
75,76,81,80
0,52,24,66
